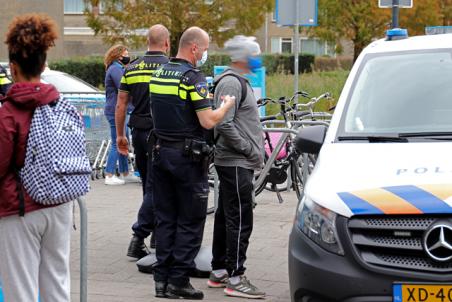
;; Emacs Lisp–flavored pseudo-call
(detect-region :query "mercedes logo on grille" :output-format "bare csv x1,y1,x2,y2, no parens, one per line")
423,223,452,262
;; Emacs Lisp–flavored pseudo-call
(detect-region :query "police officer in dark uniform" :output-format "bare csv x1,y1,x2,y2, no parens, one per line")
150,27,235,299
0,65,12,97
116,25,170,259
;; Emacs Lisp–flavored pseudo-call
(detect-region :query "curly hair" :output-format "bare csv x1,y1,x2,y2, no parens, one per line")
104,45,127,70
5,14,58,78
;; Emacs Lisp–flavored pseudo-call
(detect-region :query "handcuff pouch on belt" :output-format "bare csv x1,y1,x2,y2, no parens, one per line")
184,138,212,163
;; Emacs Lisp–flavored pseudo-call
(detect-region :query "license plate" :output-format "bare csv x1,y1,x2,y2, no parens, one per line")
394,283,452,302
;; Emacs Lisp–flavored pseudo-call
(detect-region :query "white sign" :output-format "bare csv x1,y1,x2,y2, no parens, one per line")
378,0,413,8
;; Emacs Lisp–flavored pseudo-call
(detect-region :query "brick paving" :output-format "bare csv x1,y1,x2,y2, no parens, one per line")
70,181,298,302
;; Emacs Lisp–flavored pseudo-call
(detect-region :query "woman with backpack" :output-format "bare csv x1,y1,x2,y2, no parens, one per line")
0,14,73,301
103,45,140,185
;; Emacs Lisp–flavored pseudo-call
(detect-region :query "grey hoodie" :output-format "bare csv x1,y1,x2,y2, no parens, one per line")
213,68,264,171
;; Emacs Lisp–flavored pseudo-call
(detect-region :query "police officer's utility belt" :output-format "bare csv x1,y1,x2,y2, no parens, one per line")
158,138,213,162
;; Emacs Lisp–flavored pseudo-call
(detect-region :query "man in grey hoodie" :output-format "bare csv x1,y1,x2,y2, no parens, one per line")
208,36,265,299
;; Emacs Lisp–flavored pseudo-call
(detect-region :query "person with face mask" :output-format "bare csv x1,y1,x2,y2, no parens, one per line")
115,24,171,260
149,26,236,299
103,44,139,185
208,35,265,299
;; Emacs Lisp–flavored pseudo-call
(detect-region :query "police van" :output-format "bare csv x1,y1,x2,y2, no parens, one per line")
289,30,452,302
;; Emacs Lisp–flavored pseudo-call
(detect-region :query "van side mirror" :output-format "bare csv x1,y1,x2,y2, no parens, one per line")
294,125,327,154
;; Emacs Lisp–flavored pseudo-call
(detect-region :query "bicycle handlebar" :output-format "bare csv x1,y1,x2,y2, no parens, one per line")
260,114,280,122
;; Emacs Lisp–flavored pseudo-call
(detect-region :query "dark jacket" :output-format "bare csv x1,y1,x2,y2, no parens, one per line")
0,65,12,97
0,82,59,217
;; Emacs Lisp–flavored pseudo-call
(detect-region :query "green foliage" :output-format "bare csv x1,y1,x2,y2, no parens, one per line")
312,0,390,62
313,0,451,61
49,54,316,87
265,70,350,115
439,0,452,26
313,56,353,72
262,54,314,75
201,53,314,76
84,0,274,55
48,56,105,88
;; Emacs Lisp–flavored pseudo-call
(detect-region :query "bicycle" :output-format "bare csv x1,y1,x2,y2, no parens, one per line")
206,91,332,213
255,91,333,201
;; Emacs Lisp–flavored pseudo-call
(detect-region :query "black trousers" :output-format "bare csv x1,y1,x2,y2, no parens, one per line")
152,146,208,286
211,165,254,277
131,128,155,239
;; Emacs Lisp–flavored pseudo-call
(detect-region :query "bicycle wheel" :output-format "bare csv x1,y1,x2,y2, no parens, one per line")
207,162,216,215
254,152,269,196
290,156,304,199
207,181,216,215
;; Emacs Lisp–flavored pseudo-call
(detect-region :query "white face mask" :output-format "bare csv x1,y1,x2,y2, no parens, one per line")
196,50,208,67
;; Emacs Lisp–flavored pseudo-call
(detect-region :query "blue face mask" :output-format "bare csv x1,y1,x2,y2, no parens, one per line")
248,56,262,72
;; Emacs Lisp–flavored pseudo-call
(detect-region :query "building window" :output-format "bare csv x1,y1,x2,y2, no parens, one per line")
281,38,293,53
299,38,335,56
64,0,86,14
65,0,105,14
270,37,280,53
271,37,334,56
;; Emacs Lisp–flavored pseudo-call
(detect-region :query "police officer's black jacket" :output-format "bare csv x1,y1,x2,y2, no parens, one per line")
120,51,169,129
150,58,211,141
0,66,12,97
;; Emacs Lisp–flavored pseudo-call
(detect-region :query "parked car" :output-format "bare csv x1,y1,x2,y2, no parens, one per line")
290,30,452,302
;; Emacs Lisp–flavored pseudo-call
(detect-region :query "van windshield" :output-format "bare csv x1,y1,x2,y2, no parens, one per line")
341,50,452,136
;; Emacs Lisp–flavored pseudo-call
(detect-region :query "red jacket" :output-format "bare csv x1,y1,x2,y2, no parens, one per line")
0,82,60,217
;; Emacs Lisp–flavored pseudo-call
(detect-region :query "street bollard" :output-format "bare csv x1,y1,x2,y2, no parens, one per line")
77,197,88,302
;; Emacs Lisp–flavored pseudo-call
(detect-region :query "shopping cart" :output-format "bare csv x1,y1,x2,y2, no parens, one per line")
67,93,137,180
65,93,111,180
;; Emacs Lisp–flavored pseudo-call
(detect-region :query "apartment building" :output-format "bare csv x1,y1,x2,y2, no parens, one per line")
0,1,352,61
0,0,65,61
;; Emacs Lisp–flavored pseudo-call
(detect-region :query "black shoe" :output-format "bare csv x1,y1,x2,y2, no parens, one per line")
150,232,156,249
166,282,204,300
127,235,149,259
155,281,168,298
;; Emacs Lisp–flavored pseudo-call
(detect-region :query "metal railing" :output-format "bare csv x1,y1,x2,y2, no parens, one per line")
76,197,88,302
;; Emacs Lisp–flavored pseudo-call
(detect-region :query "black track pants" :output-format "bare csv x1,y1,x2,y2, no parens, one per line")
211,165,254,277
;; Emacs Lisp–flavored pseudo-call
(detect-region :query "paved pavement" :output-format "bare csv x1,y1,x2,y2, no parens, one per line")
70,180,298,302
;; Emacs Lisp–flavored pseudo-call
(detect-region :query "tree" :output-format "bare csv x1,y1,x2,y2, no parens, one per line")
439,0,452,26
313,0,390,62
84,0,274,55
313,0,448,61
400,0,441,35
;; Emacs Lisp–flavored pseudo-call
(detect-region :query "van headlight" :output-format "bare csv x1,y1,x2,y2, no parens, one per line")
297,196,344,255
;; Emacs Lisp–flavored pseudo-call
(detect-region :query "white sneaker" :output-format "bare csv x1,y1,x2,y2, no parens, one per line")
105,175,125,186
121,174,142,183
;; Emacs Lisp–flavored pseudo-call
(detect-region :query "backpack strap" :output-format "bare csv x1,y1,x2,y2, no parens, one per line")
212,73,249,145
14,169,25,217
212,73,248,108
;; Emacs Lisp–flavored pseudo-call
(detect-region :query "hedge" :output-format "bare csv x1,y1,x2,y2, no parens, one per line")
49,56,105,88
313,56,353,72
49,53,315,88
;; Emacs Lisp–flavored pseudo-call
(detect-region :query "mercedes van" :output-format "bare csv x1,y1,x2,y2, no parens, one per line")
289,30,452,302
